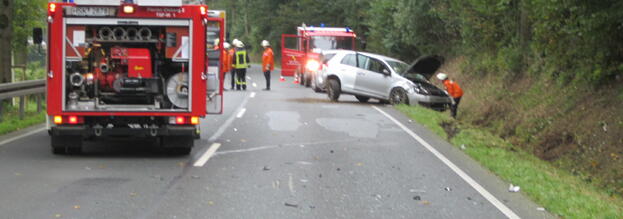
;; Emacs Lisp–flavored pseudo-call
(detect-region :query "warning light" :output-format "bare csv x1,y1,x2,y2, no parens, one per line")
190,117,199,125
68,116,79,124
54,116,62,124
123,5,135,14
175,116,185,125
200,6,207,15
49,3,57,13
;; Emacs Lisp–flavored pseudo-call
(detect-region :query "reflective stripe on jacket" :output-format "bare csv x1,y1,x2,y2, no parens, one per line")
443,80,464,98
233,48,249,69
262,47,274,71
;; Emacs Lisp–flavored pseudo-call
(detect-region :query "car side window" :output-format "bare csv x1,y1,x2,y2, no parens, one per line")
356,54,369,69
341,54,357,67
367,58,389,74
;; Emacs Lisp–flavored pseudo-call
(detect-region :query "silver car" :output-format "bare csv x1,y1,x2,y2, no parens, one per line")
317,50,451,111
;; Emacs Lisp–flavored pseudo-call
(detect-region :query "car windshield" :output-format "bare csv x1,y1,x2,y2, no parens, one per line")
387,60,409,74
310,36,354,51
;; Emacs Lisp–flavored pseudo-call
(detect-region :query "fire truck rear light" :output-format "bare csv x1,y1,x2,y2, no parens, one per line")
123,5,135,14
49,3,57,13
175,116,185,125
68,116,79,124
190,117,199,125
200,6,207,15
53,116,63,124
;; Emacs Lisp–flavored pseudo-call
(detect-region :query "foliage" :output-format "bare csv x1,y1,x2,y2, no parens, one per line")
11,0,47,51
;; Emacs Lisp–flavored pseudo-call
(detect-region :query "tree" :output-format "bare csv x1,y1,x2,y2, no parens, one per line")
0,0,12,83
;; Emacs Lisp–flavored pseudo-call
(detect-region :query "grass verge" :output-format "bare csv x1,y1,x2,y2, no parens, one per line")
396,105,623,219
0,101,46,136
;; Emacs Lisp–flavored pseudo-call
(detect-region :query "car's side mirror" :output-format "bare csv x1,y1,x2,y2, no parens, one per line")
33,28,43,45
382,69,390,75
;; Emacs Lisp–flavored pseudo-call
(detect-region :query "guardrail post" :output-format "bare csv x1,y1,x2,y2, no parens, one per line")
19,96,25,120
36,94,42,113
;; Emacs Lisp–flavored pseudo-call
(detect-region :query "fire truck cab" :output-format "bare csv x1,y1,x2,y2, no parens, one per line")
281,25,356,87
46,0,224,155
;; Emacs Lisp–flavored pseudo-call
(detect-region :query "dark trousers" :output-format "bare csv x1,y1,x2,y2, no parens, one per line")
264,70,271,89
230,70,236,89
235,68,247,90
451,97,462,118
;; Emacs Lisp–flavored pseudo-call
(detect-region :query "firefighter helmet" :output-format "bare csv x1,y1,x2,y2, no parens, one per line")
261,40,270,47
436,73,448,80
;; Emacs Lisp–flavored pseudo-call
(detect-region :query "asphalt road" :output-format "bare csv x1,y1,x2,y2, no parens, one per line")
0,65,554,219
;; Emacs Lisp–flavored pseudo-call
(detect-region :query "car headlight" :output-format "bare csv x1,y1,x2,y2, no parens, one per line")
412,84,429,94
306,59,321,72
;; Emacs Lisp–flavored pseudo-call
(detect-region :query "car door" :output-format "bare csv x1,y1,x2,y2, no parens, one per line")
334,53,359,92
355,55,392,98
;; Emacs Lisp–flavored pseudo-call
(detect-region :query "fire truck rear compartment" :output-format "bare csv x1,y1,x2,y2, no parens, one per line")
64,24,192,112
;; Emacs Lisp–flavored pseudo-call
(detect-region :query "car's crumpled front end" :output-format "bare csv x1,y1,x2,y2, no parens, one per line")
406,82,451,111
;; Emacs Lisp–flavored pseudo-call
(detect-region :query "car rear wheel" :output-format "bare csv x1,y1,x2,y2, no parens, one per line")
327,79,340,102
389,88,409,105
355,95,370,103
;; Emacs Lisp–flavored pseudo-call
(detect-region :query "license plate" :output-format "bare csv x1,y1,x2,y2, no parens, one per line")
65,7,117,17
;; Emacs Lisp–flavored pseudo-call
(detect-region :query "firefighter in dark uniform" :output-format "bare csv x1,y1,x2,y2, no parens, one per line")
232,39,250,90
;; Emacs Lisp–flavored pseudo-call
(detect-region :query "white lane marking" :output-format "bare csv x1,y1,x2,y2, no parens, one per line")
252,82,257,88
236,108,247,118
193,143,222,167
288,173,295,194
0,127,45,146
250,92,256,98
207,94,250,142
372,106,520,219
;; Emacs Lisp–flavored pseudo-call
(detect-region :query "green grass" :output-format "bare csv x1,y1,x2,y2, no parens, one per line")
0,100,46,135
396,105,623,219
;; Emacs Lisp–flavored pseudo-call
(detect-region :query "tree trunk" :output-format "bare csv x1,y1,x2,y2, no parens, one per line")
0,0,13,83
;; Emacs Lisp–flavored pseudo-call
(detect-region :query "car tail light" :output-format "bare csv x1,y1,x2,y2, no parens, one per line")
68,116,79,124
53,116,62,124
190,117,199,125
175,116,185,125
306,59,320,72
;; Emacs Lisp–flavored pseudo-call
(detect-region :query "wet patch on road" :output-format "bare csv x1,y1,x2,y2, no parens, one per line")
266,111,302,131
316,118,378,138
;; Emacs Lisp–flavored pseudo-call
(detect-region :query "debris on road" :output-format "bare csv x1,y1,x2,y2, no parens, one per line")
152,175,164,181
444,187,452,191
336,168,341,171
191,175,200,179
330,150,334,154
55,214,62,218
84,166,92,171
508,184,521,192
318,174,322,178
263,165,271,171
241,139,247,143
409,189,426,193
537,207,546,211
413,195,421,201
356,162,363,166
284,202,299,208
300,179,309,183
208,201,214,206
233,128,238,132
130,192,137,197
420,200,431,205
73,205,80,209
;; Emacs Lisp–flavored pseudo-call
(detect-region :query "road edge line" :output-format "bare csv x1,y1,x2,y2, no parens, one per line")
0,127,46,147
193,143,222,167
372,105,520,219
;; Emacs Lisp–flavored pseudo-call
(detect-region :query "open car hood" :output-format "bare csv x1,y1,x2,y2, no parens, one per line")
403,55,444,80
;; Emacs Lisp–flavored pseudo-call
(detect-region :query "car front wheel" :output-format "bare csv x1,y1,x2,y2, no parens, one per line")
389,88,409,105
327,79,340,102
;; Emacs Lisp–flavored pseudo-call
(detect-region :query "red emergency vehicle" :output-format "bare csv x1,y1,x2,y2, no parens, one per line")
281,25,357,87
45,0,224,155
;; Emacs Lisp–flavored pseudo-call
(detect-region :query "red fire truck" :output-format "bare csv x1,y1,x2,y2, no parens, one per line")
281,25,357,87
45,0,224,155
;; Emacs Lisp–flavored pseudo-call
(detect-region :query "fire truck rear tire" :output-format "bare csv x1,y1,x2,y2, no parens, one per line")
161,136,193,155
51,135,83,155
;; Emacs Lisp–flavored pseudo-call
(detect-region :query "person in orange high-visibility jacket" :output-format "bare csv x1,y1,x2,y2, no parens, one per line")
227,42,236,90
437,73,464,118
261,40,274,90
221,42,232,90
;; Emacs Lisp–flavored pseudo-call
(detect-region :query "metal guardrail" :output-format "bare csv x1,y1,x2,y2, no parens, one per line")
0,80,46,120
